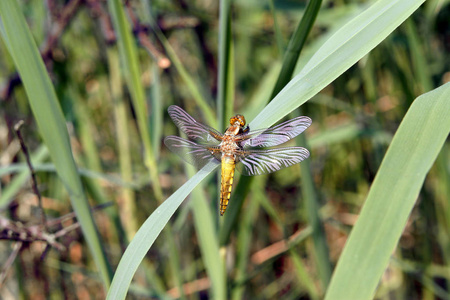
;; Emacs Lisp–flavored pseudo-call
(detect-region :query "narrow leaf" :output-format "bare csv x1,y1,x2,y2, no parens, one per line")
0,0,112,287
325,83,450,299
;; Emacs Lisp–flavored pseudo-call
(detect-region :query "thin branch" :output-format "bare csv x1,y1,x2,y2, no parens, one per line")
54,222,81,239
0,242,23,288
0,203,113,250
167,277,210,298
41,0,84,60
45,202,113,227
14,121,47,228
85,0,116,44
125,3,170,69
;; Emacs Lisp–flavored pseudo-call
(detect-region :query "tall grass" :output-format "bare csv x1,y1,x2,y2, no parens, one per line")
0,0,448,299
0,0,113,288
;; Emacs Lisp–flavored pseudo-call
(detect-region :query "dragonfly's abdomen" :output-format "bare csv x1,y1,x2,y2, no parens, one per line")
220,155,235,216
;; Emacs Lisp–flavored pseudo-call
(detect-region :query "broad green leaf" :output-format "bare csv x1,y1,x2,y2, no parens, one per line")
0,0,112,287
250,0,425,130
325,83,450,299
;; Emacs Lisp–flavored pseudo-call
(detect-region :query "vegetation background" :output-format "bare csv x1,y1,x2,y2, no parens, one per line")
0,0,449,299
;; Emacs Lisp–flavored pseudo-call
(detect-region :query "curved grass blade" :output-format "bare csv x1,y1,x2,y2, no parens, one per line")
324,83,450,299
106,164,215,300
249,0,425,130
0,0,112,287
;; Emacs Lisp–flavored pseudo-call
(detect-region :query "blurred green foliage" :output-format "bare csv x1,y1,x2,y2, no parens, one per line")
0,0,449,299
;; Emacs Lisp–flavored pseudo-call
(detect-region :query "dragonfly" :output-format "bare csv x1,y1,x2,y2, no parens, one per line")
164,105,312,216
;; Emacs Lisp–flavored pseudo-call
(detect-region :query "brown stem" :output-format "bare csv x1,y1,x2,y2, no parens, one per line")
0,242,23,287
14,121,47,229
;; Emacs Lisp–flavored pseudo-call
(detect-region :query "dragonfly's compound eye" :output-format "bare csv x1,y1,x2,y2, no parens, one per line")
230,114,246,126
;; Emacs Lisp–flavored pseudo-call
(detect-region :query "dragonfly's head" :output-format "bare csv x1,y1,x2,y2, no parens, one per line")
230,114,246,127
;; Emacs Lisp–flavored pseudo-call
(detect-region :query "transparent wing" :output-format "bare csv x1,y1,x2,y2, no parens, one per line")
168,105,223,143
239,116,312,148
164,136,221,169
235,147,310,176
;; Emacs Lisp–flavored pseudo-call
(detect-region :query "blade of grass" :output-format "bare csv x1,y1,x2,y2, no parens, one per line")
250,0,425,130
289,249,321,299
242,61,282,121
106,164,215,300
107,0,162,201
297,131,331,289
404,19,433,93
433,147,450,292
72,87,103,173
0,0,112,287
217,0,234,129
270,0,323,100
150,64,163,161
293,4,362,77
324,83,450,299
107,48,138,240
308,122,363,148
267,0,285,55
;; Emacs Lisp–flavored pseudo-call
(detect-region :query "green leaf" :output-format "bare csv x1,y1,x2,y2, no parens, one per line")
106,166,214,300
0,0,112,287
217,0,234,128
249,0,425,130
325,83,450,299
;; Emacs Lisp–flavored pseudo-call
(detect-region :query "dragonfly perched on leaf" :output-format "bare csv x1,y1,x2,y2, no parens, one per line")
164,105,312,216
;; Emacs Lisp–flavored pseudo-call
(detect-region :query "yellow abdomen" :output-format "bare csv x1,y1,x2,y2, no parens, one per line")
220,155,235,216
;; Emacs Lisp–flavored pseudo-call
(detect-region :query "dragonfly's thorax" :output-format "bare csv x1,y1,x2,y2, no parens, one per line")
220,133,239,157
